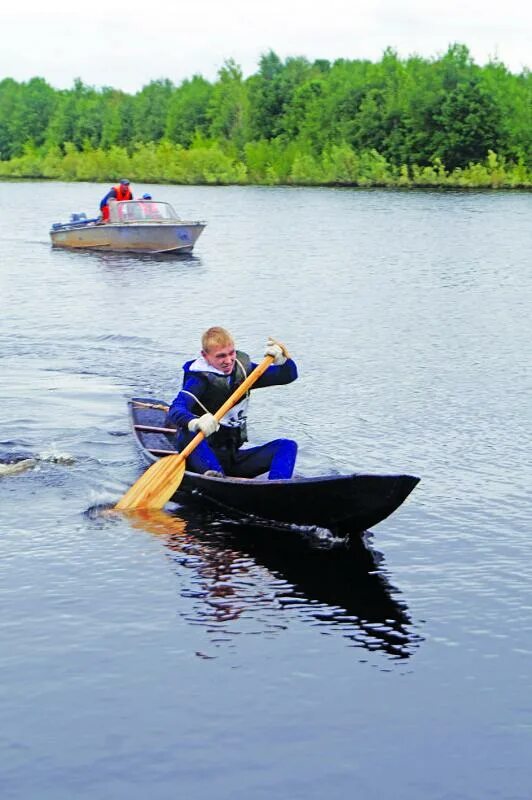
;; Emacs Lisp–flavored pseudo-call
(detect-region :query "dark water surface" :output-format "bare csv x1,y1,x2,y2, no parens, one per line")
1,181,531,799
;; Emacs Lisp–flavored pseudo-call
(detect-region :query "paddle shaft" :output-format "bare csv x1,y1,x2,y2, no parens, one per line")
114,354,274,510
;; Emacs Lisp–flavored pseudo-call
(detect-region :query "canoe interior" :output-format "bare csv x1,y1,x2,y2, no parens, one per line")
127,398,420,534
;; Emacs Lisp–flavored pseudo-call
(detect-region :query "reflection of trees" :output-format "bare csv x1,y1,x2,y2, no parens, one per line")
129,509,422,660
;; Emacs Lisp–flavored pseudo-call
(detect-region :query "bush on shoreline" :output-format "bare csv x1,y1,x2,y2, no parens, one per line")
0,140,529,189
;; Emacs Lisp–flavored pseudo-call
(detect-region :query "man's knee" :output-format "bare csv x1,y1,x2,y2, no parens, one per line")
268,438,297,480
270,438,298,456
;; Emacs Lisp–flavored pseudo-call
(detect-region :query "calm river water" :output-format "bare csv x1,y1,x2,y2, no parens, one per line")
1,181,531,799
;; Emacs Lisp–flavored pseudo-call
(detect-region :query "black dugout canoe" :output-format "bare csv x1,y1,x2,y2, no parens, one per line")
128,398,420,534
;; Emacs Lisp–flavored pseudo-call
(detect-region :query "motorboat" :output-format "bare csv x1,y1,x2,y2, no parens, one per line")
50,199,205,254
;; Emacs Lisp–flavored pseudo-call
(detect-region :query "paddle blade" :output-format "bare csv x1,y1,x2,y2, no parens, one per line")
114,455,186,511
123,508,188,538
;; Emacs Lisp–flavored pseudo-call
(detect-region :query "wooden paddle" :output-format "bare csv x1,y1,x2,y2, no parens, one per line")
114,354,275,511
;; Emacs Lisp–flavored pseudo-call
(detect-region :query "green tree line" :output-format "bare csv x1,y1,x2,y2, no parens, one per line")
0,44,531,187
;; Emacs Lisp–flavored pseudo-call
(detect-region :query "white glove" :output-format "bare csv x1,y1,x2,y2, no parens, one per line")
188,413,220,437
264,336,288,365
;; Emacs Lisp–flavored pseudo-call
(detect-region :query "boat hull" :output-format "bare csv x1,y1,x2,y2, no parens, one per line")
50,222,205,253
127,398,420,534
174,470,419,533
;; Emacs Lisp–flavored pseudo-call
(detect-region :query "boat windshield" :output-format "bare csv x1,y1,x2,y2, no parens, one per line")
109,201,179,223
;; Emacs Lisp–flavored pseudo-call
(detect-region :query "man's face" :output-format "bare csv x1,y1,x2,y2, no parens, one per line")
203,342,236,375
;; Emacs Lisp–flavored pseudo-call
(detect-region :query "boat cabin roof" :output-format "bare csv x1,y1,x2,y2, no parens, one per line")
108,200,179,224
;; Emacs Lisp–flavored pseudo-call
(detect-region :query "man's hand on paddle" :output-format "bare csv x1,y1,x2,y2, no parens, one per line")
188,413,220,437
265,337,290,365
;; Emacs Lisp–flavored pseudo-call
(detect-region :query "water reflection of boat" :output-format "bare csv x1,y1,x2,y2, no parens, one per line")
50,201,205,254
129,509,421,659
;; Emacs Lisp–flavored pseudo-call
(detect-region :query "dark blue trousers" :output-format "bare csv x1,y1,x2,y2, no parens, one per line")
176,432,297,479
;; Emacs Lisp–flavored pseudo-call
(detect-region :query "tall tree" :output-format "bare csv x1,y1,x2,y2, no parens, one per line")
165,75,213,146
131,79,174,143
207,59,249,146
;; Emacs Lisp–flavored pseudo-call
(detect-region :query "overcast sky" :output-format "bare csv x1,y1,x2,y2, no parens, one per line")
1,0,530,93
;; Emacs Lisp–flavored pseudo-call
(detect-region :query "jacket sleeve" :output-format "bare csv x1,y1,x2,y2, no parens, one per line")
166,374,207,428
251,358,298,388
99,188,116,210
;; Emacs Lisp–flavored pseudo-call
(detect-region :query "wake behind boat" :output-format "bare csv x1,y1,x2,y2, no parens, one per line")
50,200,205,254
127,397,420,534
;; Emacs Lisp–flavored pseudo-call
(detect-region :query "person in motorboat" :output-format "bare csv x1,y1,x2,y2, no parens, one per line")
166,327,298,479
138,193,163,219
98,178,133,222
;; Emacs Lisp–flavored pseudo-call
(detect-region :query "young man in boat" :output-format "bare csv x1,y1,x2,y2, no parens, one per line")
98,179,133,222
166,327,298,479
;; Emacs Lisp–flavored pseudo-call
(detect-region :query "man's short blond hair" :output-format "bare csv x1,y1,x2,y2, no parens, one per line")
201,326,234,353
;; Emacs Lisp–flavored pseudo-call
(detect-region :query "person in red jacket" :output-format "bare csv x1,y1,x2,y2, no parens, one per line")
99,179,133,222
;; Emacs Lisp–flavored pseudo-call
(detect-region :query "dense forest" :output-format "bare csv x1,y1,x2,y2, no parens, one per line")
0,45,530,187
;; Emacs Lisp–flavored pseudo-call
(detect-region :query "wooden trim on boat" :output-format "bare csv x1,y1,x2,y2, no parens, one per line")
134,423,176,434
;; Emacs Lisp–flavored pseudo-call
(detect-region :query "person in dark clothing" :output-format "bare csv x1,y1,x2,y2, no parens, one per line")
99,179,133,221
166,326,298,479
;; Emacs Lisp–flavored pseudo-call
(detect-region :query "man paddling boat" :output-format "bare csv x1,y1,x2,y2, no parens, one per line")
166,327,298,479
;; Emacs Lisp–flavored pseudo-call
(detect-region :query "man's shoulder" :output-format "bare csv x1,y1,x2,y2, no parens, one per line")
182,361,208,386
235,350,251,368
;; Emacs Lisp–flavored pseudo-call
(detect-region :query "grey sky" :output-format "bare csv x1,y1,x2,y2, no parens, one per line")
1,0,530,92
